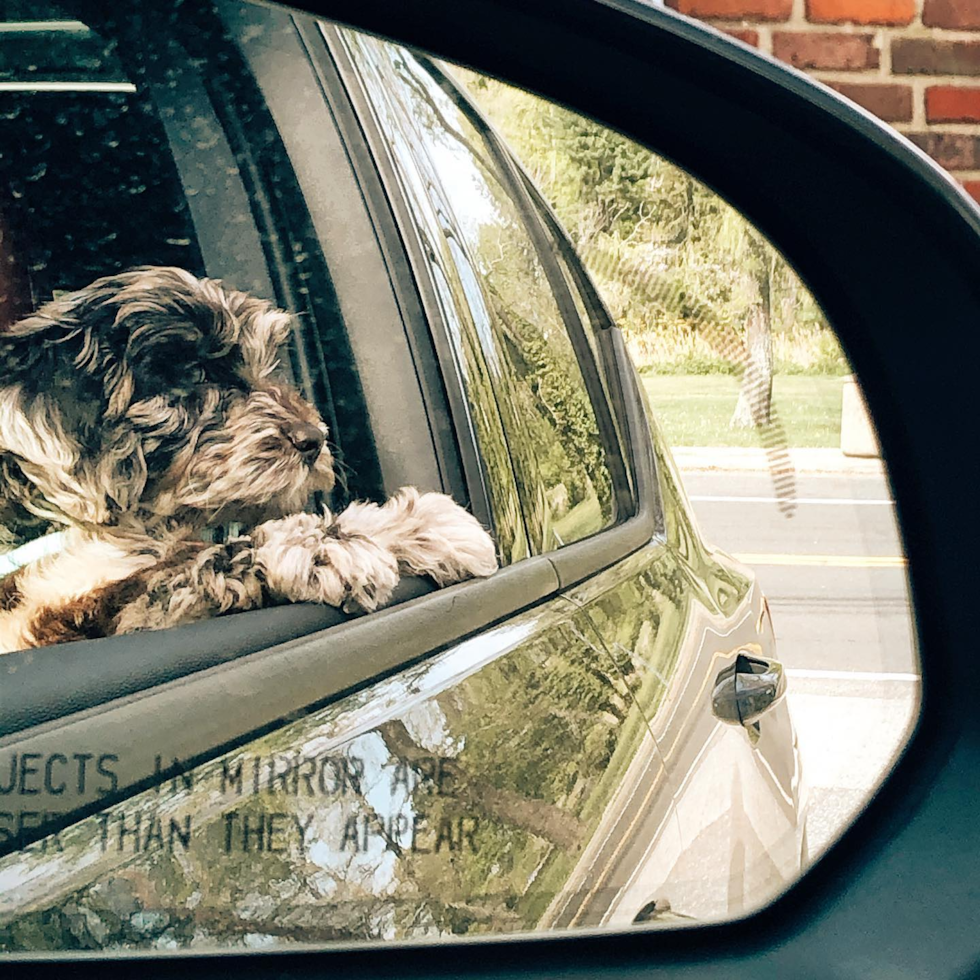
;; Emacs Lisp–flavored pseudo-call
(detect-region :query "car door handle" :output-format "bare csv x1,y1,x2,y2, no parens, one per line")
711,652,787,726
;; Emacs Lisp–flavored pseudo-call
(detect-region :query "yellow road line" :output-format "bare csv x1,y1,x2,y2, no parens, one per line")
734,553,907,568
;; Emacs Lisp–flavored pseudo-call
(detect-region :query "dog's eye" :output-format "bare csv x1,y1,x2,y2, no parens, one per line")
133,356,205,396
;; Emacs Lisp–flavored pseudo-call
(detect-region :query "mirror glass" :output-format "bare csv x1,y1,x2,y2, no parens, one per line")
0,0,918,953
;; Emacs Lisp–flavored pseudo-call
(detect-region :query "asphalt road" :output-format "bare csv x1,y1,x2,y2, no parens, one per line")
682,469,916,677
679,466,919,858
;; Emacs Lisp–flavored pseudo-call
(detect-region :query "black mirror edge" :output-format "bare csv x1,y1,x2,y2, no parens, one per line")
7,1,980,977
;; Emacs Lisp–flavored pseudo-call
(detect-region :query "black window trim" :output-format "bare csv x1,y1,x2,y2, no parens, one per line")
221,2,440,504
517,171,639,502
212,5,386,506
305,17,503,537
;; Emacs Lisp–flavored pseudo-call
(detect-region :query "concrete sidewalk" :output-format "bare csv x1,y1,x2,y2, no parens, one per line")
788,672,918,859
672,446,887,476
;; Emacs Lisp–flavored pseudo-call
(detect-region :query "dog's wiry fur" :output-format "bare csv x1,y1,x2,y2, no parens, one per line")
0,267,497,653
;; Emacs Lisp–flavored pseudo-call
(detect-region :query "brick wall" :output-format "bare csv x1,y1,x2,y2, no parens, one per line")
666,0,980,203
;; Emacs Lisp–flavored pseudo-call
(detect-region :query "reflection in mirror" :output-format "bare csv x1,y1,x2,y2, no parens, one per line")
0,0,918,955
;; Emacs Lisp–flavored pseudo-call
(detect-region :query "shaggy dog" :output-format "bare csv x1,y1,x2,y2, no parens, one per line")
0,267,497,653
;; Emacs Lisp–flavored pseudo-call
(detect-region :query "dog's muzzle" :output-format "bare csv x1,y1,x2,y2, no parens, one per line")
285,422,325,463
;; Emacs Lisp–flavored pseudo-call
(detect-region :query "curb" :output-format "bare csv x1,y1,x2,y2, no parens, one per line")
672,447,887,476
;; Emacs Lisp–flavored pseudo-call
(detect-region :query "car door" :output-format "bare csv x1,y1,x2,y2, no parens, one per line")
0,599,678,948
372,42,805,923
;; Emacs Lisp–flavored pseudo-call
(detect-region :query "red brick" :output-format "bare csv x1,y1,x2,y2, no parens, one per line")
827,82,914,121
806,0,915,25
666,0,791,21
893,39,980,75
927,86,980,122
963,181,980,203
773,31,880,70
907,132,980,169
924,0,980,30
724,28,760,45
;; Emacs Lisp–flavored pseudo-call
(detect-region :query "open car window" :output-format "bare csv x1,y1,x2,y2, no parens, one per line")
0,2,460,749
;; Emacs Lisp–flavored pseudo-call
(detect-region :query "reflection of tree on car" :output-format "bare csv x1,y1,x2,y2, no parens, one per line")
0,604,655,947
461,71,841,438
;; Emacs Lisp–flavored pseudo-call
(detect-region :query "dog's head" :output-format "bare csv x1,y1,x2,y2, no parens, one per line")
0,266,334,533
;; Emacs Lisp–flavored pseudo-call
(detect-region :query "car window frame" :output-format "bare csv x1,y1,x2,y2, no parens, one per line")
423,56,636,527
310,18,524,549
307,14,665,581
516,170,640,508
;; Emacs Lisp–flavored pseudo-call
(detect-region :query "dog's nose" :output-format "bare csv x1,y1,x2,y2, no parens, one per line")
286,422,325,460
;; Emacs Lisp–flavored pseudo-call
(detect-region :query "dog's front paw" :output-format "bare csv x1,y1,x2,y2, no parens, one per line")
254,513,399,613
372,489,498,587
403,491,498,585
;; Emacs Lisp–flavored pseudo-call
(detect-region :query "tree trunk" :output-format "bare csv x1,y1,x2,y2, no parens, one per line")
378,720,586,849
730,305,773,428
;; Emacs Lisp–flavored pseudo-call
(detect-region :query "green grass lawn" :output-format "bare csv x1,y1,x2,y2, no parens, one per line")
642,373,846,448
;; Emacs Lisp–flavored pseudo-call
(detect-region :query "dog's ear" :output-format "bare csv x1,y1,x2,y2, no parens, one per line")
0,267,233,417
0,274,162,526
0,373,120,526
0,300,100,524
0,296,102,396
